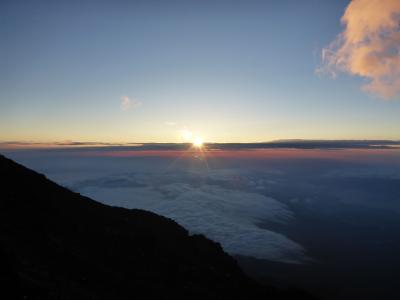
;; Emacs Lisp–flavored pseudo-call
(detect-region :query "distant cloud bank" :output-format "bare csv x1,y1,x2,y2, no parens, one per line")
1,140,399,151
320,0,400,99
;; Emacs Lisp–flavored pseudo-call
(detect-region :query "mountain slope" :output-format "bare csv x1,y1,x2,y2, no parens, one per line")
0,154,315,299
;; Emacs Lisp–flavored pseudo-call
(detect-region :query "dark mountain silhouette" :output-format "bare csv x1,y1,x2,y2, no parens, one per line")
0,154,316,300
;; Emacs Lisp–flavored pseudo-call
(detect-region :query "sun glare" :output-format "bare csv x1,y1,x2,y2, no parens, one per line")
193,136,203,148
180,129,193,141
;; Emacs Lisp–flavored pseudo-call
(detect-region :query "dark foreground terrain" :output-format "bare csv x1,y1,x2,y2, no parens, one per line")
0,154,316,299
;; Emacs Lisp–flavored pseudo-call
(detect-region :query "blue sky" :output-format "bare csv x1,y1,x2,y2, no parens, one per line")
1,0,400,142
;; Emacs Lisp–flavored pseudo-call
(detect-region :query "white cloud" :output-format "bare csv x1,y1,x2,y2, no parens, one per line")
120,95,142,111
77,177,305,263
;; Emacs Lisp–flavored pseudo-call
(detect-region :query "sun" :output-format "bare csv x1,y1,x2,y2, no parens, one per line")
192,136,203,148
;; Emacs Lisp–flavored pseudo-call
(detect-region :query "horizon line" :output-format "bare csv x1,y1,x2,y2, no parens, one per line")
1,139,400,151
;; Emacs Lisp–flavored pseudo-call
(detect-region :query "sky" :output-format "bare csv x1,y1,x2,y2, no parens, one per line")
1,0,400,143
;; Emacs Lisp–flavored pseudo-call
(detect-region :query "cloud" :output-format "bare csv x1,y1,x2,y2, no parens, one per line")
76,178,305,263
51,167,306,263
7,148,400,277
120,95,142,111
2,139,399,151
165,121,177,126
320,0,400,99
0,141,128,150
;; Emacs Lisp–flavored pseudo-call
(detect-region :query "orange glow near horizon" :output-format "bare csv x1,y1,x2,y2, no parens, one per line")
76,148,400,164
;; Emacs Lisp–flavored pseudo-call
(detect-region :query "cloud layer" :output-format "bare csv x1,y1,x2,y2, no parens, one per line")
74,171,305,263
321,0,400,99
2,139,399,151
5,148,400,265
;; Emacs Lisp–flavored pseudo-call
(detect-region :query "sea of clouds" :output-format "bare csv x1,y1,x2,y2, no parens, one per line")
71,170,304,263
4,148,400,264
3,151,307,263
